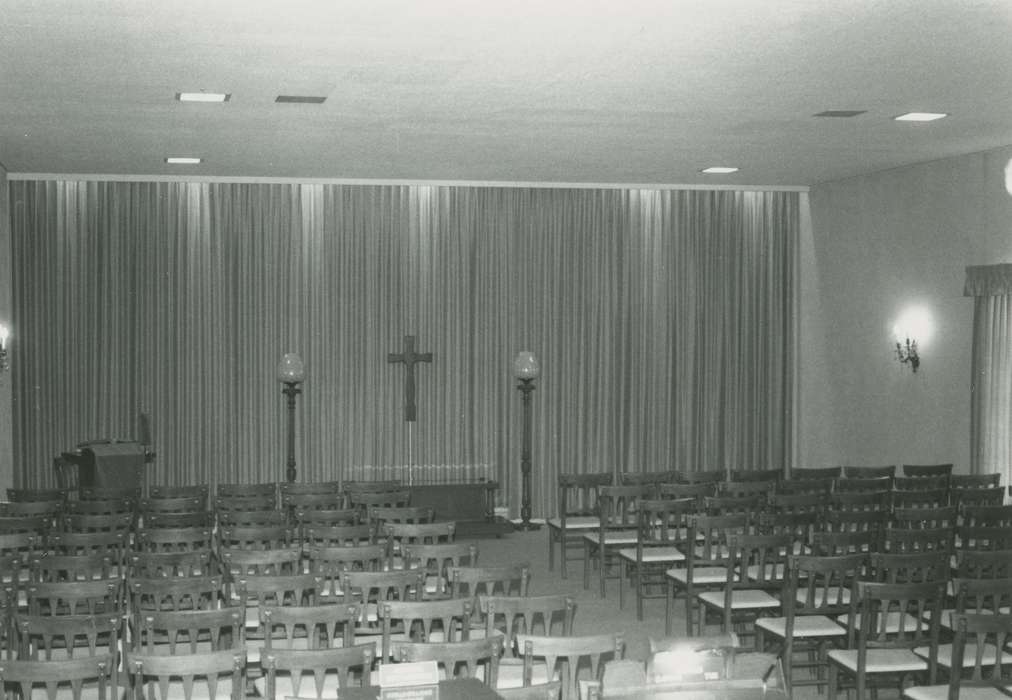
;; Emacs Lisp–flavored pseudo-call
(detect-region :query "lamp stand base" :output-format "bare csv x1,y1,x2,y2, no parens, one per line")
514,520,542,531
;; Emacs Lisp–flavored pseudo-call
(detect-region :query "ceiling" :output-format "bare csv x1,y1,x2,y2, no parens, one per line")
1,0,1010,187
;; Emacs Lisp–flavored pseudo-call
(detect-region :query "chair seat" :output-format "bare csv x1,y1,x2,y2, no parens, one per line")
904,684,1012,700
618,546,686,564
547,516,598,530
583,530,639,546
828,647,928,673
755,615,846,639
496,658,554,689
698,589,781,610
666,566,735,585
915,642,1000,669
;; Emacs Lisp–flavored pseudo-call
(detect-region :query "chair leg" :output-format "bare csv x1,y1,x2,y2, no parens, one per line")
664,579,673,636
548,528,556,572
618,560,626,608
583,539,591,590
598,547,607,598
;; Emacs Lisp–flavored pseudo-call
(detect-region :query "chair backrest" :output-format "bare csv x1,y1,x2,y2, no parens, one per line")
13,611,121,659
961,504,1012,527
149,484,209,501
49,530,126,562
217,481,278,500
775,478,834,496
883,526,954,554
841,465,896,479
833,478,893,495
786,553,866,621
348,489,411,513
379,598,473,661
140,495,206,514
262,643,375,699
220,546,302,577
893,475,950,492
557,473,613,518
26,576,123,616
450,563,530,599
946,612,1012,699
725,533,793,589
868,550,950,584
657,482,717,507
636,498,696,549
951,577,1012,616
134,526,213,552
479,594,576,658
950,473,1001,489
755,512,819,549
128,550,211,578
133,606,244,654
61,513,134,533
0,654,117,700
29,552,119,582
728,468,782,483
677,469,725,485
687,514,750,566
392,636,503,685
294,508,360,529
260,602,360,651
957,525,1012,551
233,572,320,610
902,463,954,478
890,488,949,510
283,492,346,514
383,522,456,557
215,494,279,516
279,480,342,497
7,488,67,503
718,480,774,497
597,486,650,529
144,511,214,529
892,505,958,529
703,494,765,518
309,545,387,602
402,541,479,599
302,523,374,547
125,646,247,700
954,548,1012,578
810,528,879,556
517,633,624,700
790,466,842,480
951,487,1005,508
218,524,295,550
823,509,891,538
618,471,675,491
340,569,425,605
129,576,225,620
767,492,828,515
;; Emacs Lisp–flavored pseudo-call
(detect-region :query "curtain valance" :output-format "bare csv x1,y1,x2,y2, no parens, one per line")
964,263,1012,296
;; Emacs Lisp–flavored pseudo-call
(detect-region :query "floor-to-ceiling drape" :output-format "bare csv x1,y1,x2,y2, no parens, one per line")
966,263,1012,485
9,180,800,517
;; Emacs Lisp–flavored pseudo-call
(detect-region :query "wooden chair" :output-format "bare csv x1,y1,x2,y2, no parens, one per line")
0,654,118,700
215,494,279,519
953,548,1012,579
293,507,360,533
308,544,387,603
827,579,945,700
824,510,891,542
379,597,473,661
516,633,624,700
302,523,374,547
702,494,766,518
392,635,503,685
582,485,650,596
755,553,864,694
402,541,479,599
811,529,879,556
383,521,455,563
480,594,576,689
893,506,959,530
950,486,1005,509
891,488,950,510
259,602,360,652
904,612,1012,700
956,525,1012,551
60,513,134,533
49,530,127,564
894,476,951,493
368,505,435,537
666,513,750,636
132,605,244,655
128,576,227,628
903,463,954,478
546,472,612,578
868,551,951,585
261,642,375,699
829,489,892,512
125,646,247,700
696,533,791,648
28,552,120,582
884,526,954,554
618,497,694,619
755,512,819,554
841,465,896,479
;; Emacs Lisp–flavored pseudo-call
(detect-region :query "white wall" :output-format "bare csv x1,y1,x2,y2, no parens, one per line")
801,145,1012,473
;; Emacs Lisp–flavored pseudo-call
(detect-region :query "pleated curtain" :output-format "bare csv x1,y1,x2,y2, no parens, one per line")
9,180,799,517
965,263,1012,484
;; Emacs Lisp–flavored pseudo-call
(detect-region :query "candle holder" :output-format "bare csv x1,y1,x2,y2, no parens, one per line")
514,351,541,531
278,353,305,483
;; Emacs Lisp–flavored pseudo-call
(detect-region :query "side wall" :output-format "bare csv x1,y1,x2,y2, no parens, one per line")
801,146,1012,472
0,165,11,492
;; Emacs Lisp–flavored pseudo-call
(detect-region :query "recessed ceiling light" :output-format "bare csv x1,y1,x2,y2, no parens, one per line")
165,157,202,164
701,166,739,174
894,112,948,122
275,95,327,104
813,110,867,118
176,92,230,103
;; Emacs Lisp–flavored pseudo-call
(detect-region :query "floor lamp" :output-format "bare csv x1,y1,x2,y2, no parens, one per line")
514,351,541,531
278,353,305,483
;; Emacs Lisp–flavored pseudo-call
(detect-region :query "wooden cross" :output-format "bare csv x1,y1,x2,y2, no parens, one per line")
387,335,433,422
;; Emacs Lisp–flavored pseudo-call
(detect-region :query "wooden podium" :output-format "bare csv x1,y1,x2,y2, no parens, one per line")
57,441,153,495
409,481,512,538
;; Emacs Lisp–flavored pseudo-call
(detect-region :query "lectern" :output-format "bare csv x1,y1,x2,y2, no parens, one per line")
57,441,153,495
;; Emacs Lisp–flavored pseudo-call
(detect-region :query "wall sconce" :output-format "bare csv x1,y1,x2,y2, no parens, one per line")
895,337,920,372
0,324,9,372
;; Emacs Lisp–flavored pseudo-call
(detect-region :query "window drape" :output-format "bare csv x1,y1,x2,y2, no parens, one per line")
965,263,1012,484
9,181,799,517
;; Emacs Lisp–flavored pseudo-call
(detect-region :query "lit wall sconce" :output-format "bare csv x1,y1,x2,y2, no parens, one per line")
895,337,920,372
0,324,9,372
892,305,932,374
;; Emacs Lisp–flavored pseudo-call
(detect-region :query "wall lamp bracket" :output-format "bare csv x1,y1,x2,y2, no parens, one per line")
896,337,920,372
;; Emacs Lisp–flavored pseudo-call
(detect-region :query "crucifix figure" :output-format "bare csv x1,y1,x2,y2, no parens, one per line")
387,335,433,422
